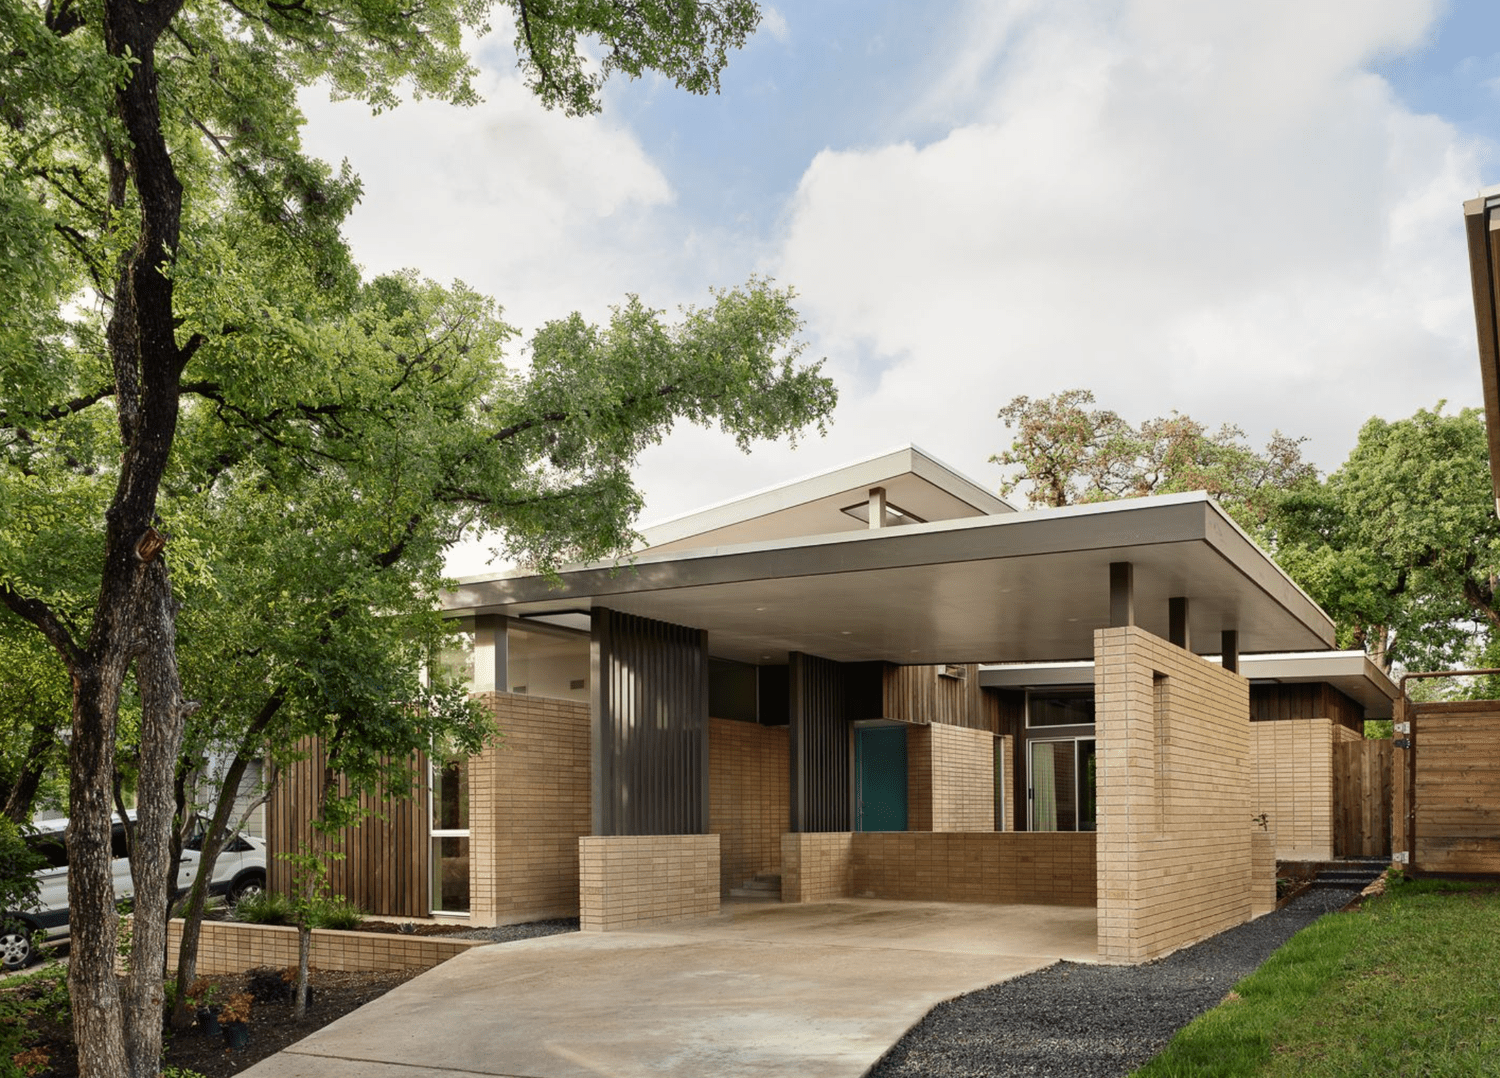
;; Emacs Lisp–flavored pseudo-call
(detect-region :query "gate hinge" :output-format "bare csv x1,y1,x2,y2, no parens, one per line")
1393,851,1409,864
1394,722,1411,734
1393,738,1411,749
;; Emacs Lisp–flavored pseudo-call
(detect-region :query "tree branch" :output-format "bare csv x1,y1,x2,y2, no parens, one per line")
0,583,82,667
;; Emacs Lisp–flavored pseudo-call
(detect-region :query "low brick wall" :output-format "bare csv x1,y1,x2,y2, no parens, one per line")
781,832,855,902
852,832,1095,906
781,831,1096,906
578,835,720,931
167,918,485,975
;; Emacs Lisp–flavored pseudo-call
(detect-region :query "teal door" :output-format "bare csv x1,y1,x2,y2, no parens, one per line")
856,725,908,832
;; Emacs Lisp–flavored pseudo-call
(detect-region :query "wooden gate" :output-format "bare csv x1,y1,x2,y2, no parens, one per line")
1400,700,1500,875
1334,739,1392,857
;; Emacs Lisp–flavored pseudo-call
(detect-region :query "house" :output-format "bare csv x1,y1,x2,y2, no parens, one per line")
270,445,1389,963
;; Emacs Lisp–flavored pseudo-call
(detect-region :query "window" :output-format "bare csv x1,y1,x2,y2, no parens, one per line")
430,754,470,914
1026,690,1095,728
1028,738,1096,832
507,625,588,701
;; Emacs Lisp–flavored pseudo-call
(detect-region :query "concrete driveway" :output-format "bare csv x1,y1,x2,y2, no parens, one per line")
240,899,1098,1078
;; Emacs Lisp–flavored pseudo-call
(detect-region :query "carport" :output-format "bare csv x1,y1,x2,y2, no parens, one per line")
239,898,1098,1078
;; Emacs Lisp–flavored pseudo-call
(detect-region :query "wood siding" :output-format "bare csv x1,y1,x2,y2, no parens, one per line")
882,663,993,730
1334,737,1393,858
267,738,430,918
1411,700,1500,875
1250,683,1364,733
591,608,709,836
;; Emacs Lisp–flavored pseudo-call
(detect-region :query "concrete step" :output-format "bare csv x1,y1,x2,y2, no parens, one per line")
728,874,783,901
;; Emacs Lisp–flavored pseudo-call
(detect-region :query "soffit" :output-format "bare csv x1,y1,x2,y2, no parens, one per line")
444,493,1335,666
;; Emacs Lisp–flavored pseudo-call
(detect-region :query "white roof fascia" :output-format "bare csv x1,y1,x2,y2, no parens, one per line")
634,444,1014,551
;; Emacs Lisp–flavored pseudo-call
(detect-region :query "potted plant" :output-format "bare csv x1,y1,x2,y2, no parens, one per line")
219,991,253,1050
189,977,223,1037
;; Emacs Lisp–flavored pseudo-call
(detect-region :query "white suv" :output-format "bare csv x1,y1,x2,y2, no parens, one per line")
0,817,268,970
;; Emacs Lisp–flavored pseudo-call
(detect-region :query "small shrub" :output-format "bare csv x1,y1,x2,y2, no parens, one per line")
309,896,364,930
233,890,295,925
159,1067,211,1078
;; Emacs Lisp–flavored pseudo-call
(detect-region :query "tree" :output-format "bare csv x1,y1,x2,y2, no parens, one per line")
0,3,836,1075
1272,406,1500,675
992,389,1316,532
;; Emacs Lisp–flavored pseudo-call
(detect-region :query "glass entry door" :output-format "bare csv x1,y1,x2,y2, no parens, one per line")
1028,738,1096,832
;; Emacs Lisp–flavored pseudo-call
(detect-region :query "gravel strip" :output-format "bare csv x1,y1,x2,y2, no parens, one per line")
866,888,1362,1078
448,917,579,943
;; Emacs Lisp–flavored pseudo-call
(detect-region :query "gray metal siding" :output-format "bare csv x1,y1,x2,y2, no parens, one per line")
789,651,853,832
591,608,709,836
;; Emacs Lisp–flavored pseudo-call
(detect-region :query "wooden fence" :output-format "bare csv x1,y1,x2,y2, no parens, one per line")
1407,701,1500,875
1333,738,1392,858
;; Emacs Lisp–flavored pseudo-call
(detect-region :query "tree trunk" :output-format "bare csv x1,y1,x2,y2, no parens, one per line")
2,722,59,824
66,666,129,1078
170,697,281,1029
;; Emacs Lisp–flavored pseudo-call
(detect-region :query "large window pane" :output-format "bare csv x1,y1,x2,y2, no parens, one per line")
435,630,475,688
432,757,469,832
507,626,589,701
431,836,469,913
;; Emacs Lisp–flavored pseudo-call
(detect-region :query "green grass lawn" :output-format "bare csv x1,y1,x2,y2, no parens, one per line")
1134,876,1500,1077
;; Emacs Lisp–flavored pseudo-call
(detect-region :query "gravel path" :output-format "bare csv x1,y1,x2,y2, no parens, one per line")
866,887,1362,1078
449,917,579,943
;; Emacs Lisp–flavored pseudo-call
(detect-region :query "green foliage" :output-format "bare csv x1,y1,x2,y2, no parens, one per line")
1134,881,1500,1076
992,389,1315,532
310,896,364,931
1271,405,1500,672
0,964,68,1078
232,890,296,926
0,820,41,915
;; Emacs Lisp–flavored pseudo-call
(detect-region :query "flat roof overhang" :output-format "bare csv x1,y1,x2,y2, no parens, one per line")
1464,187,1500,516
443,492,1336,666
980,650,1398,719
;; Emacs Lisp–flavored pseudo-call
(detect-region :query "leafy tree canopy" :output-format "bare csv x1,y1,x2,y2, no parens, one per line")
1273,405,1500,676
991,389,1316,532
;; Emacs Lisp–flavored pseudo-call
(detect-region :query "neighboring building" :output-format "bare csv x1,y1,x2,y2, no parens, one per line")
271,445,1383,963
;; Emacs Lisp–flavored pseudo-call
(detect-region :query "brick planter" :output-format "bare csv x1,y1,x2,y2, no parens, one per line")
167,918,485,975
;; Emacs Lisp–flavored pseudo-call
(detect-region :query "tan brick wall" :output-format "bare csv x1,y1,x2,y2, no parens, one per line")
1250,717,1338,861
907,724,933,831
578,835,720,931
1251,828,1276,916
781,832,855,902
1095,626,1252,963
850,832,1095,906
469,693,591,925
167,918,484,975
709,718,789,894
997,735,1015,831
930,724,996,831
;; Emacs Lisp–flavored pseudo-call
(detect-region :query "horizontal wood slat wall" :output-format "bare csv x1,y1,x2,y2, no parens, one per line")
267,737,429,918
1333,737,1392,858
1412,702,1500,874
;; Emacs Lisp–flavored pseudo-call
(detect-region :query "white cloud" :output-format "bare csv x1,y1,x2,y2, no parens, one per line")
759,7,791,44
762,0,1484,489
299,58,681,346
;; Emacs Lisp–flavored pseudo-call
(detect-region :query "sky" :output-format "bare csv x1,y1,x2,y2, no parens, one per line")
296,0,1500,576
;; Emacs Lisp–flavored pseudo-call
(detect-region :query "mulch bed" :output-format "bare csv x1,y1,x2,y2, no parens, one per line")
13,965,421,1078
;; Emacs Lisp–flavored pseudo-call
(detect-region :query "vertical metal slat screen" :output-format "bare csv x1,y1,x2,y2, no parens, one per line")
789,651,852,832
591,608,709,836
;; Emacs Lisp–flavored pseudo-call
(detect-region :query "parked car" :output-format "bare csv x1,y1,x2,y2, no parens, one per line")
0,816,267,970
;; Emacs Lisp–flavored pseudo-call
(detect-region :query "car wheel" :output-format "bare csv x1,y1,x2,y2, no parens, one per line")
229,872,265,903
0,922,34,971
